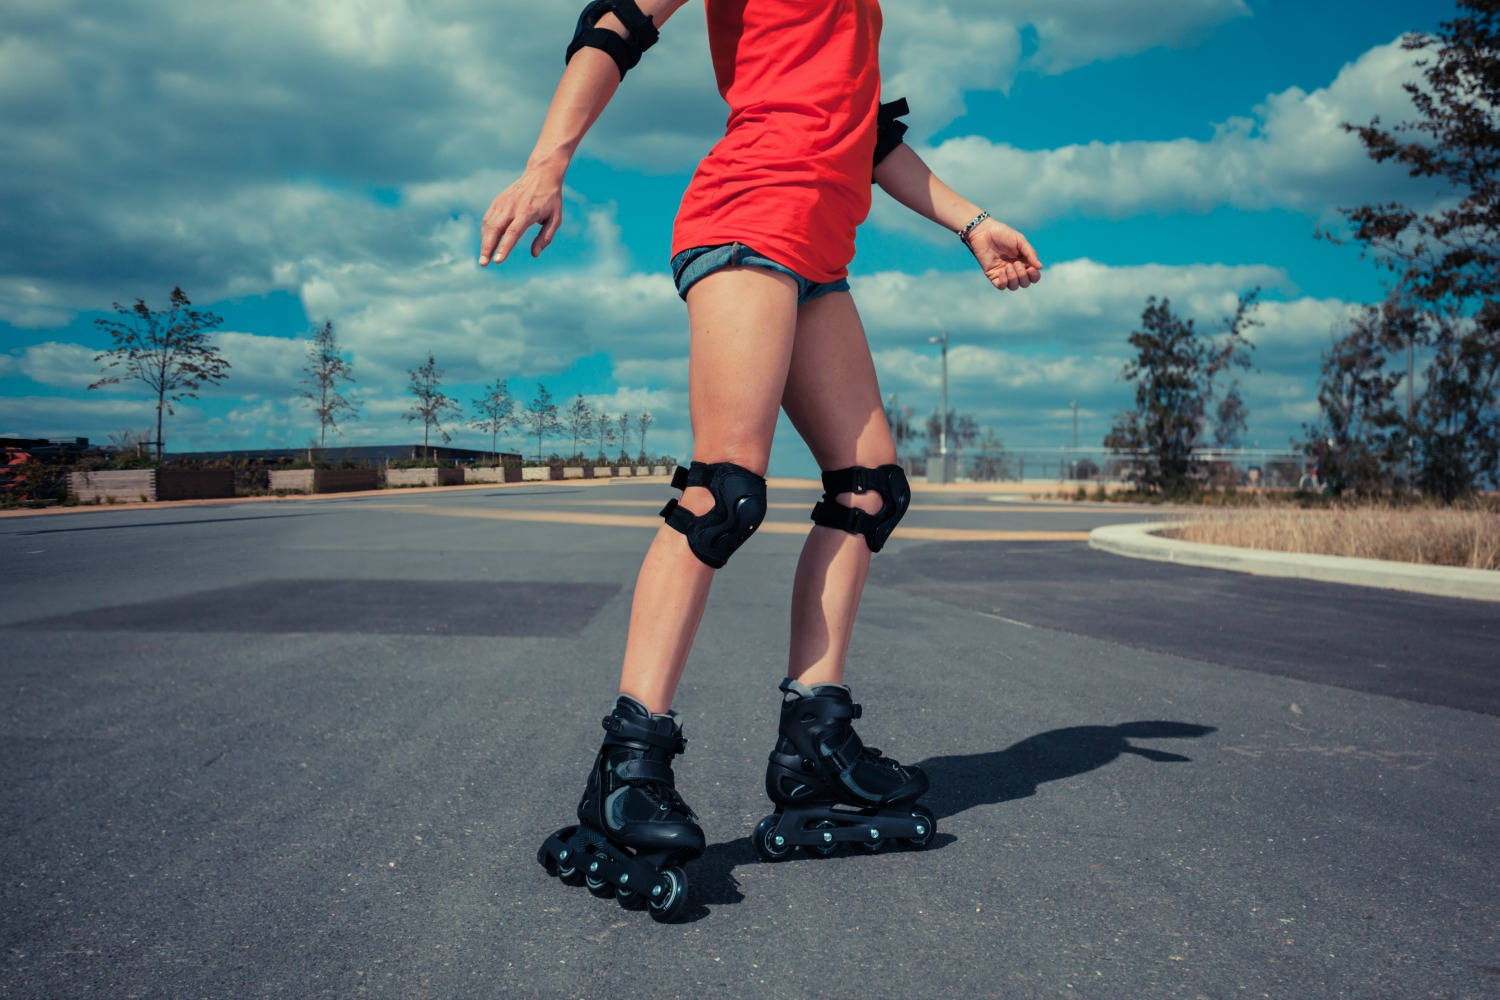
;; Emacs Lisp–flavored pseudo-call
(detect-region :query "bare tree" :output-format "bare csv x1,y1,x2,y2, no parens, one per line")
594,409,616,461
636,411,654,460
89,287,230,461
404,354,462,461
616,412,632,461
565,394,594,460
471,378,516,464
524,383,562,461
299,319,359,448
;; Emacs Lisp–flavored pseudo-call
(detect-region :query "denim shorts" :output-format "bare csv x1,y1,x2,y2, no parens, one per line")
670,243,851,305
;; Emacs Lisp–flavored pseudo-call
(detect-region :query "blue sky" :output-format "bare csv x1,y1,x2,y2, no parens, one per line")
0,0,1456,474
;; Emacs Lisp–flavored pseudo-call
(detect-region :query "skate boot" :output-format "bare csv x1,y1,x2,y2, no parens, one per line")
537,695,704,922
752,678,935,860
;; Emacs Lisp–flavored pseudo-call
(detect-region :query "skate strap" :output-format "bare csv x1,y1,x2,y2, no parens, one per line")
613,757,675,786
818,729,866,774
602,714,687,755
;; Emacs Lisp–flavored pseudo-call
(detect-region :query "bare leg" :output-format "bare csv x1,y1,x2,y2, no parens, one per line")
779,292,898,688
617,267,799,713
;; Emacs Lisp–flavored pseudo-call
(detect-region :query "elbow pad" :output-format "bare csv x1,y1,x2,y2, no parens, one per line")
873,97,910,168
565,0,660,80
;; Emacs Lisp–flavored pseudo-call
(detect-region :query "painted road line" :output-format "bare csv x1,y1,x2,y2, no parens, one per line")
368,504,1088,542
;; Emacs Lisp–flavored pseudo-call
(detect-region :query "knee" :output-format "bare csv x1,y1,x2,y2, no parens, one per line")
659,461,768,568
809,465,910,552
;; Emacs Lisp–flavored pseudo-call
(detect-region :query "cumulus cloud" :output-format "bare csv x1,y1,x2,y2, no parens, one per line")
880,39,1432,235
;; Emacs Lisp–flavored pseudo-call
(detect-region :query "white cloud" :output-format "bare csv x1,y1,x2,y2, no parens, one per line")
1016,0,1250,74
882,39,1431,235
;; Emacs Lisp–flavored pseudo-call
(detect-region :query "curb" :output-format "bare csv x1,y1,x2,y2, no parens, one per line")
1089,521,1500,604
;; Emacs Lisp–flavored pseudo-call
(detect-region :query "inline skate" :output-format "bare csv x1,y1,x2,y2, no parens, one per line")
752,678,935,860
537,696,704,922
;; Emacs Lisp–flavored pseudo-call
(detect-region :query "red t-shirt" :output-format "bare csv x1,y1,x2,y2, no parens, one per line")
671,0,883,284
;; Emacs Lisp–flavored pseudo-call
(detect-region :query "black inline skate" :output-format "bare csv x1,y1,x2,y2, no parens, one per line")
752,678,935,860
537,696,704,922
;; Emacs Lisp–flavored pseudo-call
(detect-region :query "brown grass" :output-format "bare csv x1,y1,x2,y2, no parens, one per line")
1172,501,1500,571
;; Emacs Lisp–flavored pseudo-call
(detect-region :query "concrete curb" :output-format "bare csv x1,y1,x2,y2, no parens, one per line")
1089,520,1500,603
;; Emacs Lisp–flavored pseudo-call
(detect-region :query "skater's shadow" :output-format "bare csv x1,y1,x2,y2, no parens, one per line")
918,720,1217,821
679,721,1214,921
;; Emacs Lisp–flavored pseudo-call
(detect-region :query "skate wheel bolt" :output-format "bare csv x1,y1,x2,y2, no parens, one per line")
869,828,880,840
915,825,926,836
822,832,833,843
559,850,568,861
589,861,599,872
619,873,629,884
773,836,785,847
652,885,662,897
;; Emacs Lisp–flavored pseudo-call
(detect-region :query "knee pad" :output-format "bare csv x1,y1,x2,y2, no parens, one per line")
659,461,768,569
809,465,909,552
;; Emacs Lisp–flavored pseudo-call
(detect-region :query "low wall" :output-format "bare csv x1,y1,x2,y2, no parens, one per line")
385,467,464,487
463,466,522,484
68,469,156,503
155,468,236,500
268,468,381,494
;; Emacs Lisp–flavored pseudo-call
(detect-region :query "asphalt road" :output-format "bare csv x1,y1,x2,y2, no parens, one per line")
3,481,1496,999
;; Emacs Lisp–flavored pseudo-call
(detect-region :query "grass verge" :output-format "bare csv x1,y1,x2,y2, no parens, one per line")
1171,501,1500,571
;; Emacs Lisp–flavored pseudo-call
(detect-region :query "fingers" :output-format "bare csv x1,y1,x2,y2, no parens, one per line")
531,208,562,258
478,210,508,267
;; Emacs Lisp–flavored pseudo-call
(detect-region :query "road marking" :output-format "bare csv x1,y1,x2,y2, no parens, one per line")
366,504,1088,542
978,611,1035,628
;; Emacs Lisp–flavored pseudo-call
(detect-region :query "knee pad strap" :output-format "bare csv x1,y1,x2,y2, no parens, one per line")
659,461,767,569
809,464,910,552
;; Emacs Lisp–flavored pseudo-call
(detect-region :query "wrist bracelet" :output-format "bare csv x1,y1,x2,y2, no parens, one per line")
958,211,990,244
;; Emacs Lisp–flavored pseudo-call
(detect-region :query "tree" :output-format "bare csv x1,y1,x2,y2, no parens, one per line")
299,320,359,448
1212,383,1248,449
471,378,516,464
1301,299,1414,496
89,286,230,462
1104,292,1258,494
594,409,617,461
1332,1,1500,495
925,410,979,455
636,411,654,460
883,393,918,463
524,383,562,461
565,394,594,460
616,412,632,461
971,428,1014,481
404,354,461,460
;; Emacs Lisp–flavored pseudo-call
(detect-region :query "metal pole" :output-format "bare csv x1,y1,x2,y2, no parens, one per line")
928,330,949,481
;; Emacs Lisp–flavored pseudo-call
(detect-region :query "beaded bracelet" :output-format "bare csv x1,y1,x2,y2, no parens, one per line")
957,211,990,244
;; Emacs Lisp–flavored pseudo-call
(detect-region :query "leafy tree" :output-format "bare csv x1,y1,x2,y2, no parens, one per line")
1332,0,1499,496
565,394,594,459
471,378,516,464
299,320,359,448
1301,299,1415,496
525,383,562,461
883,393,918,462
1212,382,1247,449
636,411,654,460
1104,292,1258,495
594,409,617,461
404,354,461,460
925,411,979,456
89,286,230,461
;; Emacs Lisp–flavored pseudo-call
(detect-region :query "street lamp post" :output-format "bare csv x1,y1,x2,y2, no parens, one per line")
928,331,949,482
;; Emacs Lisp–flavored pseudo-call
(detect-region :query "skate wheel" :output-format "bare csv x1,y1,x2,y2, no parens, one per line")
616,884,648,910
648,866,688,923
855,829,887,854
585,873,613,898
810,819,839,856
752,815,793,863
904,806,936,849
538,825,578,875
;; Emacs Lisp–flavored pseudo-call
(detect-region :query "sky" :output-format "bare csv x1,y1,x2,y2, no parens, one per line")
0,0,1459,475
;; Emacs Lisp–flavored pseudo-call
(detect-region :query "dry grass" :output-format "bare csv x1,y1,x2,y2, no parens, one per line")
1172,501,1500,571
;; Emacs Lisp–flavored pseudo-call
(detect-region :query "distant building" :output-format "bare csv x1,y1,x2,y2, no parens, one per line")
166,444,520,465
0,437,92,459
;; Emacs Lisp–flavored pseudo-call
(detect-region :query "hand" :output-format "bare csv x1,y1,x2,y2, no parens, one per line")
479,166,565,267
966,218,1042,291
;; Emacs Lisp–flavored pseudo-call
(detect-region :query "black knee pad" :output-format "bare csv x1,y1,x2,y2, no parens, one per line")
659,461,768,569
809,464,910,552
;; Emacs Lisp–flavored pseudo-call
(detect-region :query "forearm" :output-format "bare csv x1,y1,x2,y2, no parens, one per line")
873,143,983,235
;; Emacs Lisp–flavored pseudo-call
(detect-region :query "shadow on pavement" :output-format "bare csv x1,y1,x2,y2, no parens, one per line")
919,721,1217,820
679,721,1214,919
